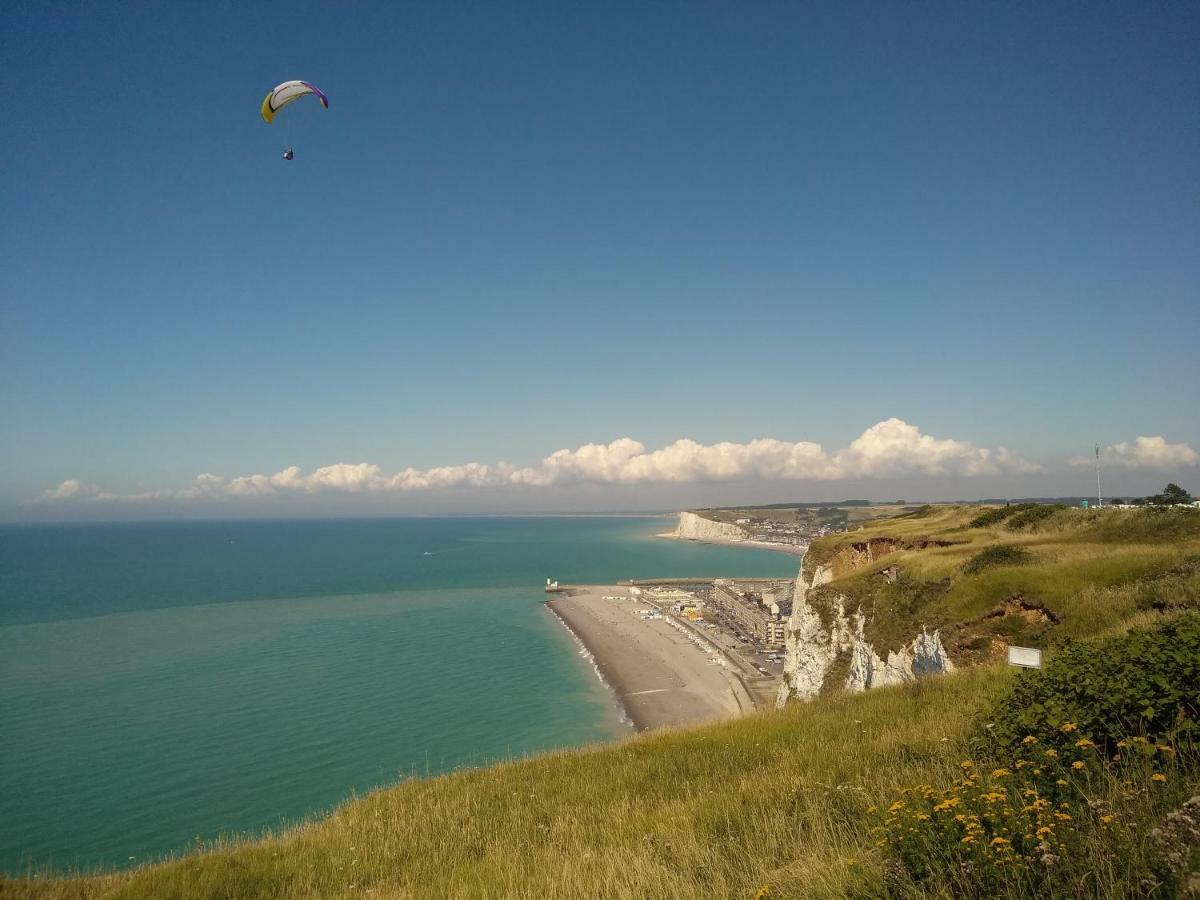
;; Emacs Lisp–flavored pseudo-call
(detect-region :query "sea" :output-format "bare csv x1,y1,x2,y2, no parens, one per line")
0,516,798,875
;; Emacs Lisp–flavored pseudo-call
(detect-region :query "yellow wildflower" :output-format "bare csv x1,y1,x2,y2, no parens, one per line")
960,760,974,769
1072,761,1086,770
1036,826,1054,837
1056,778,1068,786
990,837,1010,846
1022,735,1038,745
1099,814,1114,824
991,768,1011,778
915,813,930,822
1044,749,1058,758
961,835,976,845
1054,812,1073,822
1075,738,1094,748
866,806,877,814
888,801,905,813
1156,745,1176,757
1060,722,1077,733
1151,773,1167,783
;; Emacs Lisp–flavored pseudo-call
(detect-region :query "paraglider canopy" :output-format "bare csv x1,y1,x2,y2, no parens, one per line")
260,81,328,124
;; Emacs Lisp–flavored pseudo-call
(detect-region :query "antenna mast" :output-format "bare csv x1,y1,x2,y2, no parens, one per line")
1095,445,1102,509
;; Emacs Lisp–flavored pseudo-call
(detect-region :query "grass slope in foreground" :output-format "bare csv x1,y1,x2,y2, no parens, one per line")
4,506,1199,899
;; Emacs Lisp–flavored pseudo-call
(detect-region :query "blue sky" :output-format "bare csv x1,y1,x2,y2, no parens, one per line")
3,1,1198,518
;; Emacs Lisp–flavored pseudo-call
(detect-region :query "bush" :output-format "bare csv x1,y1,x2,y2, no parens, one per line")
875,731,1192,897
1005,504,1067,531
877,612,1200,897
963,545,1032,575
984,613,1200,759
970,504,1037,529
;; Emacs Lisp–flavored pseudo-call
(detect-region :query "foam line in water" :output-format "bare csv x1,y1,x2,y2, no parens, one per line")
548,612,634,730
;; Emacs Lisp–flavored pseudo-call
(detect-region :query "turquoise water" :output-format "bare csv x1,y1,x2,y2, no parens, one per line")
0,516,797,874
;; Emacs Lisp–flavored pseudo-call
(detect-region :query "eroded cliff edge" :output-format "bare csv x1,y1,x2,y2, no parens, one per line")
777,544,954,705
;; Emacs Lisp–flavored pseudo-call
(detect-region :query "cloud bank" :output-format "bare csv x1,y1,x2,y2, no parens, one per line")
36,419,1050,505
1072,437,1200,470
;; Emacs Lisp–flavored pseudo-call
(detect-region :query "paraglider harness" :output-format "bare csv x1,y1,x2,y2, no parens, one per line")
282,148,294,161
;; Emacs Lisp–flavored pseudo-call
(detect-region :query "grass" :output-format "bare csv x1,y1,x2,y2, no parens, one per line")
2,669,1009,899
961,546,1031,576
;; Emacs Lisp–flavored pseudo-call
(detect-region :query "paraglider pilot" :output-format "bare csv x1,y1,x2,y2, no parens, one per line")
262,80,328,161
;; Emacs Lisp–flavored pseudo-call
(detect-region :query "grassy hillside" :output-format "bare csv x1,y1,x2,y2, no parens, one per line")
5,506,1198,899
3,669,1012,900
800,504,1200,661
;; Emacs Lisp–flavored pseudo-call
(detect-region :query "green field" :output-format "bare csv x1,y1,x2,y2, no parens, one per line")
5,506,1198,899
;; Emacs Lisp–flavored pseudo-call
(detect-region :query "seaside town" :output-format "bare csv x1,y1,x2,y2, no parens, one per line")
544,504,864,722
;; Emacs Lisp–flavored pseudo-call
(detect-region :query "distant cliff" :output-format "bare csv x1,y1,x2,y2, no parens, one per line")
671,511,750,542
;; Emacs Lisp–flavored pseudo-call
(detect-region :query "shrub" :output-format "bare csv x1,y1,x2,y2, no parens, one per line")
1005,504,1067,531
984,613,1200,759
878,612,1200,897
963,545,1032,575
970,504,1037,529
875,732,1192,897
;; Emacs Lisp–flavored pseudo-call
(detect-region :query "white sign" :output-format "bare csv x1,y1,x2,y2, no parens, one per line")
1007,646,1042,669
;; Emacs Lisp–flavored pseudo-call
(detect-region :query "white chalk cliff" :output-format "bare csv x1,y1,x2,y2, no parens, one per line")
777,561,954,705
671,511,749,542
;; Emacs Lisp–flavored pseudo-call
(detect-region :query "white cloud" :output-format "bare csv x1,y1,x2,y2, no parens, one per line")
39,479,99,501
1074,437,1200,470
34,418,1042,503
834,418,1041,478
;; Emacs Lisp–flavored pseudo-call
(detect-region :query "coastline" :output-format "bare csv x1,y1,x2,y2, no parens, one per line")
545,586,753,731
656,531,808,557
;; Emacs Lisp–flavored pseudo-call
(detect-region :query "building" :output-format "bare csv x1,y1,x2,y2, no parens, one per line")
765,619,787,646
708,579,789,649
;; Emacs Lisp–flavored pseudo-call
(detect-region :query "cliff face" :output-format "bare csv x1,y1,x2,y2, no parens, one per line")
672,511,749,542
777,560,954,705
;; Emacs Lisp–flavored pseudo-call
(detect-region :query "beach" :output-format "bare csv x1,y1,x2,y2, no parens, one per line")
657,532,808,556
546,586,756,731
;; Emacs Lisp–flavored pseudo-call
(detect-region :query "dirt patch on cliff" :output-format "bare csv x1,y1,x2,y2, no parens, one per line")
948,594,1060,664
981,594,1061,628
